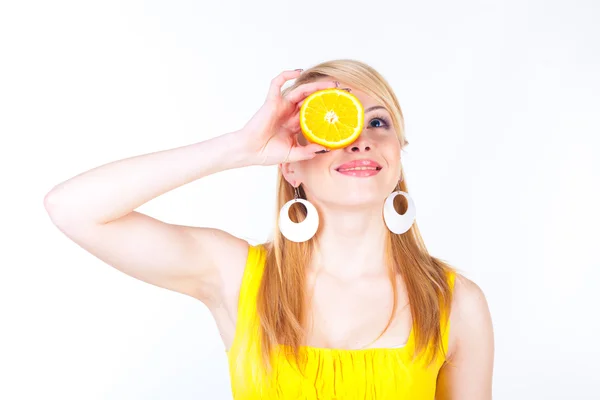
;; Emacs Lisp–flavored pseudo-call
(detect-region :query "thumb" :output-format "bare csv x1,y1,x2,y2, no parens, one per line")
287,143,329,162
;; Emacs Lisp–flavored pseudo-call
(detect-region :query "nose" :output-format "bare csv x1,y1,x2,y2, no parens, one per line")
345,133,372,153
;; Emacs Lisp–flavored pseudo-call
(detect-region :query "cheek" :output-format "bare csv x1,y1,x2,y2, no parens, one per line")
298,154,331,181
383,138,402,163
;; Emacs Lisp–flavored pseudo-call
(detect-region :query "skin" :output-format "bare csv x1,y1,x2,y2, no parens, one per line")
45,70,493,399
282,80,404,282
285,81,494,398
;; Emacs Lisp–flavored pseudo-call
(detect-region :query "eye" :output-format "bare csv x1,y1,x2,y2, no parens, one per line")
368,115,390,129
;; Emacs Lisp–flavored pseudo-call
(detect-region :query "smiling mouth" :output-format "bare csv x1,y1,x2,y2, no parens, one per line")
336,166,382,172
335,165,383,177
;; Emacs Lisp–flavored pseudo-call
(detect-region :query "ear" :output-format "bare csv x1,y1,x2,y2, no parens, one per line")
279,162,300,187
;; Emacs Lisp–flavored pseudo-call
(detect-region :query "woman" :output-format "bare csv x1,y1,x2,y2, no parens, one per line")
45,59,494,399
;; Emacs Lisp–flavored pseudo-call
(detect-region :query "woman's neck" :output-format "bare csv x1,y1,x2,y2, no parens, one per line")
310,206,389,279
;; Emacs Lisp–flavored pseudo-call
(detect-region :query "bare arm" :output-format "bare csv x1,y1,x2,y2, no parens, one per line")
44,70,337,307
436,276,495,400
44,131,253,305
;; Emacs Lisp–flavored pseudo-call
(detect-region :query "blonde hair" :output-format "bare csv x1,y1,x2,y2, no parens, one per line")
240,59,454,388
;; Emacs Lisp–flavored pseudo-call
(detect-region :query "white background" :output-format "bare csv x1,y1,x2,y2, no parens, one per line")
1,0,599,399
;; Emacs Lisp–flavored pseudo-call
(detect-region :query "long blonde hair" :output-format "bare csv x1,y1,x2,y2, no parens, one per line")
250,59,454,382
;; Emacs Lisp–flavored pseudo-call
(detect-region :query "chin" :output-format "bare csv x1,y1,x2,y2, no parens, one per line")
307,176,394,208
324,188,388,208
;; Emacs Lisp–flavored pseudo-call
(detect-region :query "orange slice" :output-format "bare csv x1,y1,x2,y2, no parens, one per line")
299,88,364,149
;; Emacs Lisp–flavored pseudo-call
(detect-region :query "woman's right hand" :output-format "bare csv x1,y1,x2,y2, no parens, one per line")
238,69,339,166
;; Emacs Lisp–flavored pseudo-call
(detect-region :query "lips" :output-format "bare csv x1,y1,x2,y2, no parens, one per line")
334,159,383,177
335,159,382,172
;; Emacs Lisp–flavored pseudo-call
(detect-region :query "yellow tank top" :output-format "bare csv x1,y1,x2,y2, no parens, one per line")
226,244,455,399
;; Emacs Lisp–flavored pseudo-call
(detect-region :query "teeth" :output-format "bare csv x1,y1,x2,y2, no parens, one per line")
339,167,378,171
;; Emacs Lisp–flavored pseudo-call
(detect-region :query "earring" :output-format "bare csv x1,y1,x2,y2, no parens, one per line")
383,190,416,234
278,187,320,243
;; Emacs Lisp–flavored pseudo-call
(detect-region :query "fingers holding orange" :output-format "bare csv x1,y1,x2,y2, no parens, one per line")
285,80,339,105
267,69,304,101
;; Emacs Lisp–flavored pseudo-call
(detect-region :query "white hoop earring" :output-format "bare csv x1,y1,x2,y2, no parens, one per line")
278,187,319,243
383,190,416,234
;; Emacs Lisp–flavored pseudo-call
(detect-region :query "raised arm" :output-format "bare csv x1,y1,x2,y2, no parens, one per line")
45,130,258,305
44,70,337,307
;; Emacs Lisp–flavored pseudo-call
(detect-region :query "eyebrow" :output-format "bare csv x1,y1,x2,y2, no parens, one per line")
365,105,388,113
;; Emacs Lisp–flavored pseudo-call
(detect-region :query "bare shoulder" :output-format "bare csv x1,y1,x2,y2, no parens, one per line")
189,227,250,265
447,273,494,358
452,274,490,316
187,227,251,304
437,273,494,398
